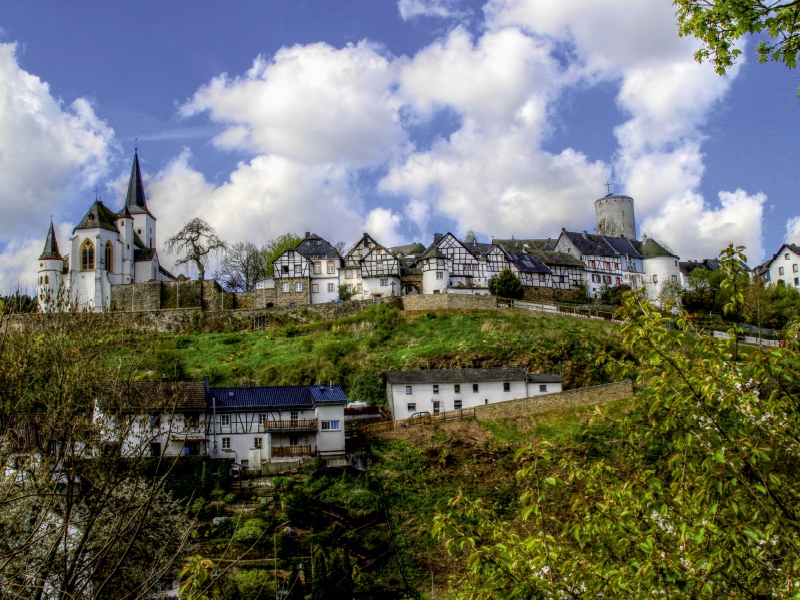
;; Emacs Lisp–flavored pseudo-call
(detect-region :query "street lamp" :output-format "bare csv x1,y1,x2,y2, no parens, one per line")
274,520,290,599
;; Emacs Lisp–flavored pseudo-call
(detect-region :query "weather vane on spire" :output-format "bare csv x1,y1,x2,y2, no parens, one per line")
604,181,612,194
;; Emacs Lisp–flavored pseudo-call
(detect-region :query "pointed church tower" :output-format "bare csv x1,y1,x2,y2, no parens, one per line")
121,150,157,250
38,220,64,311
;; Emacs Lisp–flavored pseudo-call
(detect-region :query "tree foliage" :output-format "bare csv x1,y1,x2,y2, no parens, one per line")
263,233,302,278
435,245,800,598
348,372,385,406
338,284,353,302
675,0,800,95
165,218,227,281
215,241,267,292
488,268,524,300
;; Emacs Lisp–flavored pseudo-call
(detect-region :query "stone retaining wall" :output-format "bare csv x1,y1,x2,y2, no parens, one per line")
474,380,633,420
401,294,498,312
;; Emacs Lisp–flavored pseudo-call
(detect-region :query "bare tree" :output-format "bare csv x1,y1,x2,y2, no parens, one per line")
333,240,351,257
165,219,227,281
594,218,621,237
464,230,476,244
215,242,267,292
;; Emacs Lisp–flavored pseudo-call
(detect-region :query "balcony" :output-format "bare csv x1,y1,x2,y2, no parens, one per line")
272,445,313,458
261,419,318,432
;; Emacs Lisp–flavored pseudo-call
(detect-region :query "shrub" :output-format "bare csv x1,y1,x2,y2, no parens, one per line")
232,526,264,544
243,518,267,529
488,268,524,299
230,568,271,600
224,493,237,504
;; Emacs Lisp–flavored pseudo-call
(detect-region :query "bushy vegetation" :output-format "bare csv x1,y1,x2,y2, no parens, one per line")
151,304,628,399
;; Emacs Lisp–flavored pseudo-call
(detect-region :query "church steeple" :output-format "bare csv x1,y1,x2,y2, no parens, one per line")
123,150,151,215
39,220,61,260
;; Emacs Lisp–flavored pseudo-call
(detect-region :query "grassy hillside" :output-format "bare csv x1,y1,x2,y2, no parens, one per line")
151,305,629,399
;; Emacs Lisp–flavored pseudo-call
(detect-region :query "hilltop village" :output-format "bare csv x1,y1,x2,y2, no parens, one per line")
36,151,700,312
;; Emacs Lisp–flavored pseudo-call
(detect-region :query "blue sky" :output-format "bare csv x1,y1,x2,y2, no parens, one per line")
1,0,798,287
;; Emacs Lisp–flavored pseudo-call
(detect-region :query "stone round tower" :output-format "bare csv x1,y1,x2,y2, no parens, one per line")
37,220,64,310
594,194,636,240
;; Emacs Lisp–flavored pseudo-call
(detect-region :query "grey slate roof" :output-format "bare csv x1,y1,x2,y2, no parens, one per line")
208,385,347,410
634,237,678,259
99,382,207,413
39,221,62,260
603,236,642,259
561,231,643,259
383,367,528,384
390,242,426,257
419,244,447,261
523,249,584,267
462,242,496,259
294,233,341,261
526,373,562,383
122,151,153,217
74,201,120,233
505,251,551,274
134,248,156,262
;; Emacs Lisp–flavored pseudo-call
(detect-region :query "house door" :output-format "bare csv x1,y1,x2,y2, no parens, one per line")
432,401,440,414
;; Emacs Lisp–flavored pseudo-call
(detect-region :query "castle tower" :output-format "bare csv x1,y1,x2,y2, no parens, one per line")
594,194,636,240
37,220,64,311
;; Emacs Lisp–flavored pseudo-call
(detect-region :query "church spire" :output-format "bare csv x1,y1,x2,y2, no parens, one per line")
39,219,61,260
124,150,149,212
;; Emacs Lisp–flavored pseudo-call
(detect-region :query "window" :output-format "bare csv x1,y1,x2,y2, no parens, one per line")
254,438,263,449
380,279,388,286
282,265,289,274
105,241,113,273
289,435,299,446
652,274,658,284
282,283,289,292
312,284,319,293
220,414,230,426
407,403,416,412
589,260,596,268
433,401,440,413
794,265,798,273
377,261,384,270
433,385,439,394
45,275,49,284
786,253,790,260
406,386,412,394
80,239,95,270
346,270,353,279
148,414,160,429
454,400,462,409
321,420,340,431
150,442,161,457
539,384,547,392
795,277,799,286
222,437,231,450
259,413,267,427
294,265,302,275
503,382,510,392
314,263,322,274
295,282,303,292
602,275,612,284
327,262,335,274
473,384,479,393
779,267,785,275
327,283,335,292
539,274,546,283
436,272,443,280
615,277,621,285
591,274,600,283
346,284,353,292
454,384,460,393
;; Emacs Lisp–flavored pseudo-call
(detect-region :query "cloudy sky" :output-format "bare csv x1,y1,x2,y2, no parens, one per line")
2,0,799,289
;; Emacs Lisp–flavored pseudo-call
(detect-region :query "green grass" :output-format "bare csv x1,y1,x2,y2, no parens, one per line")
151,306,629,399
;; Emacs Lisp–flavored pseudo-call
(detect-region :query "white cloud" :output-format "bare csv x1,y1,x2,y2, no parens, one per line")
181,41,406,167
0,222,73,293
641,189,765,261
145,151,383,274
786,216,800,245
363,208,404,246
0,43,114,242
398,0,464,20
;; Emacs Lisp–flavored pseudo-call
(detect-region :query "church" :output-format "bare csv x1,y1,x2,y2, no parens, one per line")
37,152,174,311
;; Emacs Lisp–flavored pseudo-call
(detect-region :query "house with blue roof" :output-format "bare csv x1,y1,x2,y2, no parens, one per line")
96,380,347,468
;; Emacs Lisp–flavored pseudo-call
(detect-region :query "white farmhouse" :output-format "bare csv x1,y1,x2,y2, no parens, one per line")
752,243,800,288
636,236,681,305
383,368,562,421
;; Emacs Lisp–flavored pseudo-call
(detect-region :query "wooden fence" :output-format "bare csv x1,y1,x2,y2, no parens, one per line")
271,445,313,457
362,407,477,436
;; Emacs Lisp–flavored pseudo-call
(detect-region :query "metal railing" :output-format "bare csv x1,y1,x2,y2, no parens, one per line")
271,445,314,457
261,419,318,431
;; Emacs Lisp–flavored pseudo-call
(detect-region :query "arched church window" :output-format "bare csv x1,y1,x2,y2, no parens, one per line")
39,276,42,285
45,275,49,284
81,239,95,270
105,241,113,273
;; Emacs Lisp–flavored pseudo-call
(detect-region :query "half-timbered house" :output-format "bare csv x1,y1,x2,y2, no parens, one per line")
96,381,347,467
433,233,488,291
272,233,343,305
360,245,401,298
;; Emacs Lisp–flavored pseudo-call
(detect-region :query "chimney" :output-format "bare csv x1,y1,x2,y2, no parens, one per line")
434,233,443,244
582,231,588,239
363,232,369,238
561,227,566,233
642,234,648,243
305,231,310,238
